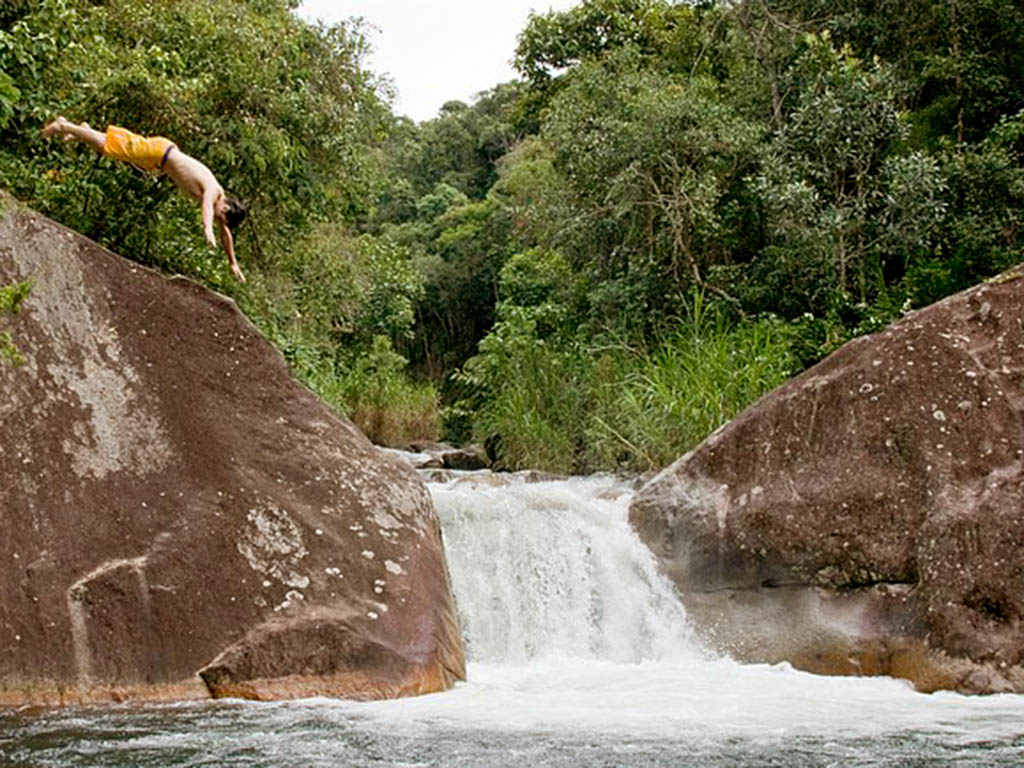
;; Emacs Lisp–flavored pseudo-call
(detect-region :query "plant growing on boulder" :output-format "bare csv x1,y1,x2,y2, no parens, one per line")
0,280,30,366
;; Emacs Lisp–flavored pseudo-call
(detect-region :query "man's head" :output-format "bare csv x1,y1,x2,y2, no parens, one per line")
219,196,247,232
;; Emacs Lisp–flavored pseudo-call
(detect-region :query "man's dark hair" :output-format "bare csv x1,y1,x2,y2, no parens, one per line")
223,196,247,232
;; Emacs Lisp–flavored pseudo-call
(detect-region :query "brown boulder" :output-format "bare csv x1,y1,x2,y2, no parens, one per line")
630,266,1024,694
0,197,465,706
403,441,489,471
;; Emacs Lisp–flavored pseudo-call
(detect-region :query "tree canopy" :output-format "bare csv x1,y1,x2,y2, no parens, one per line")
3,0,1022,472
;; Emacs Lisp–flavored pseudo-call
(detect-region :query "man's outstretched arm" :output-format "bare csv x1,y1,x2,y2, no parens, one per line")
218,217,245,283
201,187,220,248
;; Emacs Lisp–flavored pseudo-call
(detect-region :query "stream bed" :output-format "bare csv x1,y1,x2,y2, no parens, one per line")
4,473,1023,767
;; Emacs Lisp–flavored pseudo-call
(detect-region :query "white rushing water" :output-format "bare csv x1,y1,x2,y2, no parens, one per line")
6,471,1024,767
347,472,1024,746
438,473,695,666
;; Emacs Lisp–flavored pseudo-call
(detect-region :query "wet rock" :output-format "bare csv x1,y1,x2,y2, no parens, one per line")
400,441,489,471
411,455,445,470
630,264,1024,694
517,470,565,484
405,440,451,455
0,197,465,706
441,445,488,471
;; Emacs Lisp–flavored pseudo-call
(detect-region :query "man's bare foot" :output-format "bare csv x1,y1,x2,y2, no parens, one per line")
41,116,68,138
231,261,246,283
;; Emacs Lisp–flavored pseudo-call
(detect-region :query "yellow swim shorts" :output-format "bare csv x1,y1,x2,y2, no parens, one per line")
102,125,176,173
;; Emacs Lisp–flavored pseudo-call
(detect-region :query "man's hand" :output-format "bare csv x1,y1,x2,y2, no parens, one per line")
219,217,245,282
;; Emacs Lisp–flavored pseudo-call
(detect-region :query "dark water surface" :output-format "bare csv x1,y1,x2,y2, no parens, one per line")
6,476,1024,767
3,696,1024,768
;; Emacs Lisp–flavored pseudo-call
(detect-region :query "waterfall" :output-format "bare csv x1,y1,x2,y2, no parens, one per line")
430,473,698,665
10,470,1024,768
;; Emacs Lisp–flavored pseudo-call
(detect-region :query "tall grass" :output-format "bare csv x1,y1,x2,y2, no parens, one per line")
290,335,440,448
333,336,440,447
585,302,796,471
468,338,588,474
468,295,796,474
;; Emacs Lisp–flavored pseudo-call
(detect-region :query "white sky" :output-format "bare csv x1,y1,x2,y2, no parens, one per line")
298,1,578,123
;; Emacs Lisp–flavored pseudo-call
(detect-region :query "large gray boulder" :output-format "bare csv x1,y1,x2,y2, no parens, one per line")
0,196,465,706
630,266,1024,693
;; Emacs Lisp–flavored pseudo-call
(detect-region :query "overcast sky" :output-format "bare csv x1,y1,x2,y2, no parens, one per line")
298,1,578,123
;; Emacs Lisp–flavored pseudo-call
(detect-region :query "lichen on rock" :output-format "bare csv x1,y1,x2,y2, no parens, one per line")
0,197,465,706
630,263,1024,694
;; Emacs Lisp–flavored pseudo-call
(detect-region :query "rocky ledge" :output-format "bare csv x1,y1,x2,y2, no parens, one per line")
0,196,465,706
631,265,1024,694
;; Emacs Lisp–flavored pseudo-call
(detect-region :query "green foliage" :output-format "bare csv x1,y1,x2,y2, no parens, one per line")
904,110,1024,306
534,51,762,331
499,248,573,309
259,224,422,348
458,286,796,473
767,0,1024,144
749,37,911,313
0,280,31,366
515,0,705,86
238,222,437,446
400,197,517,381
454,305,588,473
396,87,521,201
415,182,468,222
6,0,1024,473
332,336,440,447
0,71,19,129
585,300,796,470
512,0,733,131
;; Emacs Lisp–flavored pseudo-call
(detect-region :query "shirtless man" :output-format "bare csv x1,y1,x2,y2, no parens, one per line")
42,117,247,282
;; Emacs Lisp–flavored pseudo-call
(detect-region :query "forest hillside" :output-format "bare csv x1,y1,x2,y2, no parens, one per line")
2,0,1022,473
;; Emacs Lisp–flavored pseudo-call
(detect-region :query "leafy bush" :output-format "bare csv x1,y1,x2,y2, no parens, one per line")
455,306,589,473
332,336,440,447
459,285,795,473
241,226,440,446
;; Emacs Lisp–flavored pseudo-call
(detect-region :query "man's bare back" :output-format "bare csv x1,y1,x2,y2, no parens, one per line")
42,117,247,282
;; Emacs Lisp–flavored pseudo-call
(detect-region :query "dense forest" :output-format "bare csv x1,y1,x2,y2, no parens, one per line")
2,0,1023,473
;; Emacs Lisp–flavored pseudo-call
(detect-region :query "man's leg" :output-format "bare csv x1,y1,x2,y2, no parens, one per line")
41,117,106,154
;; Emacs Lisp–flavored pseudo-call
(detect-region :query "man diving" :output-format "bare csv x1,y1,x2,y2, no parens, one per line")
42,117,248,282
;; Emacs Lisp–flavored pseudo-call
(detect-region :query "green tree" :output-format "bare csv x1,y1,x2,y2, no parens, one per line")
371,83,523,218
757,0,1024,144
406,197,517,380
540,50,761,331
515,0,702,86
905,109,1024,306
748,37,920,315
512,0,729,130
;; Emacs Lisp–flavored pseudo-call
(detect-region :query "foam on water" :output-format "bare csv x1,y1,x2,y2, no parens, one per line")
433,473,697,665
341,473,1024,745
6,472,1024,766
